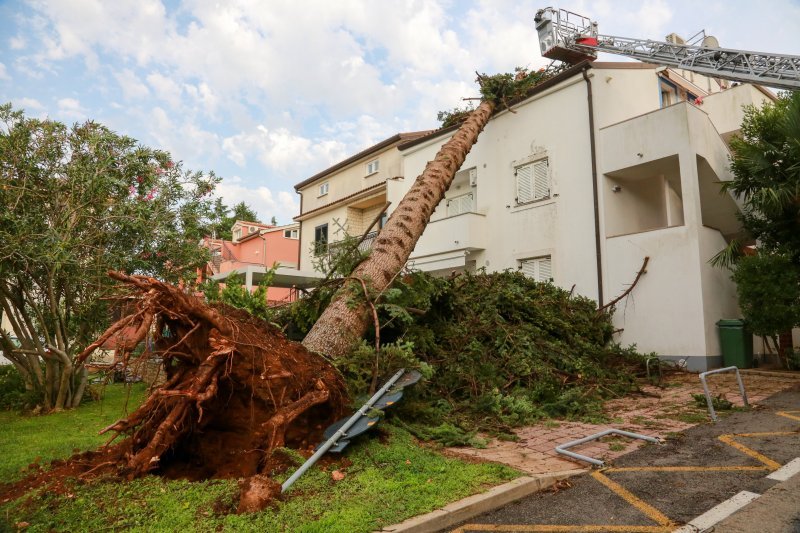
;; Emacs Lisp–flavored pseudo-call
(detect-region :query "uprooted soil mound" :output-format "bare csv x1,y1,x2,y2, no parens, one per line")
0,271,348,511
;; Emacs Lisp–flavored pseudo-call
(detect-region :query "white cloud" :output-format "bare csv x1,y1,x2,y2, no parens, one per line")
114,68,150,100
0,63,8,80
147,106,220,163
215,176,299,224
147,72,182,108
14,97,44,113
223,126,347,176
57,97,86,121
9,36,26,50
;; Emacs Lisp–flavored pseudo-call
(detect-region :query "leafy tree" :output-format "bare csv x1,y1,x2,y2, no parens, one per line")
715,92,800,363
732,254,800,366
205,199,261,240
724,92,800,261
200,268,277,322
0,104,219,410
231,201,260,224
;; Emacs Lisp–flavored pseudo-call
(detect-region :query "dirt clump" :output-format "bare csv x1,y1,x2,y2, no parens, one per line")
0,272,348,512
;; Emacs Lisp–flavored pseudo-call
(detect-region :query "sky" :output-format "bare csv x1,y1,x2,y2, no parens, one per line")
1,0,798,224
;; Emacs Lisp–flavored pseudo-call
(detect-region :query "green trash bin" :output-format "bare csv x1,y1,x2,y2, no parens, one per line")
716,319,754,369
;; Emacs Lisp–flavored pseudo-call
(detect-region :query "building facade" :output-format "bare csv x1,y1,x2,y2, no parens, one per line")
291,60,776,370
294,132,430,271
396,62,773,371
200,220,302,303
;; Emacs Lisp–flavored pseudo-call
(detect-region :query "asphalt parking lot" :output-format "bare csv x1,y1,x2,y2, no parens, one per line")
450,384,800,532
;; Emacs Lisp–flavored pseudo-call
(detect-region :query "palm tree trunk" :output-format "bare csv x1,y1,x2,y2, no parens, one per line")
302,100,495,358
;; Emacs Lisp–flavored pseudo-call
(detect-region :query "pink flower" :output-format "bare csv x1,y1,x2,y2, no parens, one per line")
165,161,174,168
129,185,136,195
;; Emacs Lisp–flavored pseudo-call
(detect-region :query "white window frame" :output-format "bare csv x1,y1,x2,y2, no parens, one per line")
233,228,242,241
318,182,329,197
365,159,379,176
519,256,553,283
515,158,550,205
284,229,299,239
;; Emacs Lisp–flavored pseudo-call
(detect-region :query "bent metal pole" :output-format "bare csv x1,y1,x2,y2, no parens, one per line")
281,368,407,493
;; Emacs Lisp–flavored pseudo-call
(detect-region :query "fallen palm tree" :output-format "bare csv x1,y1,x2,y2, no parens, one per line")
2,271,347,511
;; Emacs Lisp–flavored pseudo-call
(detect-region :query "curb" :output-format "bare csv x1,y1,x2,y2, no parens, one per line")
377,469,586,533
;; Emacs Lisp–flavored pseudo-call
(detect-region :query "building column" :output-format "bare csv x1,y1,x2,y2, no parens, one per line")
245,268,254,293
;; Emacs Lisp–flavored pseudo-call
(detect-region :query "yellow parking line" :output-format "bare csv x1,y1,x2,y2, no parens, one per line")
591,471,674,526
606,465,768,472
777,411,800,422
718,434,781,470
733,431,796,438
452,525,673,532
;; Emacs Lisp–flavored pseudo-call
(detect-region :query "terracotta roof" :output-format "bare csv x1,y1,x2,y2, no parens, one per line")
234,220,274,228
294,131,432,191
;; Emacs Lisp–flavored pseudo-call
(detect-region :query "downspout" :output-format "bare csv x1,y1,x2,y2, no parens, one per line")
296,191,303,270
582,67,604,306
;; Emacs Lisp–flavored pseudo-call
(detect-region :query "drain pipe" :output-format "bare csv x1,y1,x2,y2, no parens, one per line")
582,67,604,307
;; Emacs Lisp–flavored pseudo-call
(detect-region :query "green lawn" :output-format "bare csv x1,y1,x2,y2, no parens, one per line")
0,385,520,532
0,383,148,482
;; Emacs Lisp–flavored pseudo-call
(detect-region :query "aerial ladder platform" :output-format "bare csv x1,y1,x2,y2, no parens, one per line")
535,7,800,90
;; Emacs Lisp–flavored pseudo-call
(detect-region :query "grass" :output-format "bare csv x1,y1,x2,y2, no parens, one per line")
0,383,148,482
1,385,520,532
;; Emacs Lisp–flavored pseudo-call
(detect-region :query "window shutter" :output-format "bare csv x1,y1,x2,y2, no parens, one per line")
516,164,533,204
520,259,537,278
537,257,552,282
533,159,549,200
519,256,553,283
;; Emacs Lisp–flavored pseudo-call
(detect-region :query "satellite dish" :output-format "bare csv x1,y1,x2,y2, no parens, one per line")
703,35,720,48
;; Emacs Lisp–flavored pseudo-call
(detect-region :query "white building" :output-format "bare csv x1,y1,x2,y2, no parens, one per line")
294,61,773,371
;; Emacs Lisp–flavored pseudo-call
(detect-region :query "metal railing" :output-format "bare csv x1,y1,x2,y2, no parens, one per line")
699,366,749,422
555,429,661,467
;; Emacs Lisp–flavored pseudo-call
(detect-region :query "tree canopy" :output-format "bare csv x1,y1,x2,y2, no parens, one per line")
206,199,262,240
0,103,219,409
716,91,800,365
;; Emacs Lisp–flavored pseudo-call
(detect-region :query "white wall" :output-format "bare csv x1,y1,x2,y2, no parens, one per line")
299,147,402,213
0,311,13,365
402,74,599,299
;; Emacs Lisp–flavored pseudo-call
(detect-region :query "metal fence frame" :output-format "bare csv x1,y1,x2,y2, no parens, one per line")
555,429,662,467
698,366,749,422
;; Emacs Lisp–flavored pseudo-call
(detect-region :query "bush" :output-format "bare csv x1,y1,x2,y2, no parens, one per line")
0,365,39,411
282,270,645,443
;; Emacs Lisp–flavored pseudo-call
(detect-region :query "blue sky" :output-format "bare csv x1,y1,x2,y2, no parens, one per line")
1,0,798,223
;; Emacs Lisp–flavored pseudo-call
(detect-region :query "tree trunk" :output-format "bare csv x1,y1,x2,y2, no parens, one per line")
778,330,794,369
302,100,495,358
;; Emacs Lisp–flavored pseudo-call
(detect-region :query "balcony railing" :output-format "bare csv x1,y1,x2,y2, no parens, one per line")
319,230,380,263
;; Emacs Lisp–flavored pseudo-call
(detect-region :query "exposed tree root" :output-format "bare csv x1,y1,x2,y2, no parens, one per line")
3,272,348,512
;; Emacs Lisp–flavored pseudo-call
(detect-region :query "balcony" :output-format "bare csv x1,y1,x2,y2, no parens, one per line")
410,212,487,261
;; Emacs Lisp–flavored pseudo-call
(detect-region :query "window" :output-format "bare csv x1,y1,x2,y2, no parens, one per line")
515,159,549,204
233,228,242,241
366,159,379,175
659,79,678,108
446,192,474,217
314,224,328,255
284,229,299,239
519,256,553,283
318,182,329,196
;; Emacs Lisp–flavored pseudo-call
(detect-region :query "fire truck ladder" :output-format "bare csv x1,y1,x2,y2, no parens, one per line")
535,7,800,90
